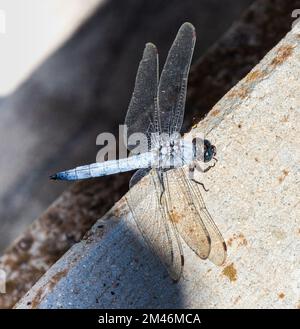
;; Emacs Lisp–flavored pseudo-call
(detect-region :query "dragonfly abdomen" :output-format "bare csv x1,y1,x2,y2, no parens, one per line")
50,153,152,181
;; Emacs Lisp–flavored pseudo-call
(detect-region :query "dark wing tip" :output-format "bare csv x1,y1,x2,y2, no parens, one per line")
49,174,58,180
145,42,157,49
182,21,195,28
144,42,158,56
181,22,196,38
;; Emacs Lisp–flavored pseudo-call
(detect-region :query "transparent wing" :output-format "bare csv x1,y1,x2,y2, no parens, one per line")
158,22,196,135
188,176,227,265
129,168,151,188
125,43,159,143
126,170,184,281
164,167,227,265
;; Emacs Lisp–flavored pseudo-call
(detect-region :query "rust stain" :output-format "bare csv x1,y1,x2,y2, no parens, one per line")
227,87,249,99
227,233,247,248
29,269,68,309
211,108,221,117
280,114,289,123
113,207,122,218
30,287,44,309
222,263,237,282
278,169,289,183
113,198,128,218
49,269,68,288
278,292,285,299
271,44,294,67
169,209,182,223
234,295,241,304
245,70,265,83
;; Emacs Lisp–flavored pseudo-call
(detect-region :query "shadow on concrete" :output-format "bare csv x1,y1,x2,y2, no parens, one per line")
35,220,190,308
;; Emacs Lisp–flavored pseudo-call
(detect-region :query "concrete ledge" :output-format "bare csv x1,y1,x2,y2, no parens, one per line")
16,23,300,309
0,176,129,308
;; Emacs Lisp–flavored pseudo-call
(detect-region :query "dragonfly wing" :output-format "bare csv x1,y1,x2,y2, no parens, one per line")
158,22,196,134
126,170,184,281
129,168,151,188
125,43,159,148
186,173,227,265
164,168,211,260
164,168,226,265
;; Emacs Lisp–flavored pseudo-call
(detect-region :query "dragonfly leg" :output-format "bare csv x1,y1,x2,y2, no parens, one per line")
157,170,165,204
188,164,196,180
203,163,215,173
159,189,165,204
189,165,209,192
191,179,209,192
203,157,218,173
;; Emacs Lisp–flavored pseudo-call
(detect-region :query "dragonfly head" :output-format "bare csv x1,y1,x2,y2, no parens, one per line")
192,138,216,163
204,139,216,162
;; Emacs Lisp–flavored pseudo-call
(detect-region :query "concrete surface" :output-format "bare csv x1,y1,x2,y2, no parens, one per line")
16,22,300,309
0,176,130,308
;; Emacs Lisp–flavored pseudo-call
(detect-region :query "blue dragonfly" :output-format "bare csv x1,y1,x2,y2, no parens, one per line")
51,23,226,281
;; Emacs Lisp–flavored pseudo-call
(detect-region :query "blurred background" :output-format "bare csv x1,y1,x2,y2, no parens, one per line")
0,0,254,252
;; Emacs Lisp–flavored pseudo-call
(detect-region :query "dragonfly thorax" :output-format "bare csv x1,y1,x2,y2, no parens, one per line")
150,134,185,169
149,135,216,169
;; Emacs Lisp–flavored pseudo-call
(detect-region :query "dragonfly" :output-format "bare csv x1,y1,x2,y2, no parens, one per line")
51,22,227,281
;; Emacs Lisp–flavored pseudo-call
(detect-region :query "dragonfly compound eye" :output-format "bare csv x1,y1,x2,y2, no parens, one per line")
204,139,216,162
